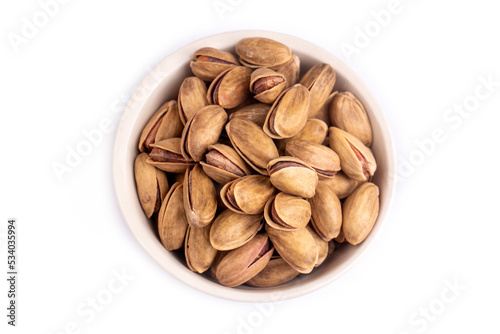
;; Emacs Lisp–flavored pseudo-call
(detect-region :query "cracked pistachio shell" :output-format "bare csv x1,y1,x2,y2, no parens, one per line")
183,165,217,228
329,92,373,146
134,153,169,218
200,144,253,184
266,224,318,274
158,182,188,251
309,181,342,241
263,84,311,139
209,210,263,251
343,182,379,245
285,140,341,179
220,175,276,214
216,233,274,287
264,193,311,231
272,54,300,88
209,251,229,279
226,118,279,175
306,225,329,267
207,66,252,109
319,171,360,200
236,37,292,68
178,76,209,124
329,127,377,182
146,138,195,173
246,257,299,287
190,47,239,81
185,224,217,273
299,63,336,117
267,157,318,199
277,118,329,153
180,105,228,162
138,100,183,152
228,103,270,127
250,67,286,104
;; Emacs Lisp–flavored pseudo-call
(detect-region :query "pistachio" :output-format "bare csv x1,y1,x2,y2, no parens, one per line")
190,47,239,81
209,210,263,251
319,171,360,200
306,225,329,267
277,118,329,153
250,67,286,104
313,92,337,126
246,257,299,287
228,103,270,127
207,66,252,109
180,105,228,162
342,182,379,245
200,144,253,184
285,139,341,179
236,37,292,68
329,127,377,182
209,251,229,279
178,76,209,125
146,138,195,173
158,182,188,251
134,153,169,218
309,181,342,241
268,157,318,198
220,175,276,214
272,54,300,88
299,63,336,117
216,233,274,287
329,92,372,146
264,193,311,231
183,165,217,228
226,118,279,175
185,224,217,273
334,229,345,244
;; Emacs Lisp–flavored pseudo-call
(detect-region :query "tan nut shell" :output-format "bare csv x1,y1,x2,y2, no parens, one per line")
329,127,377,182
309,182,342,241
178,76,209,124
146,138,195,173
190,47,239,81
286,140,340,179
266,225,318,274
228,103,270,127
134,153,169,218
268,157,319,199
320,171,360,200
264,193,311,231
209,210,263,251
180,105,227,162
314,92,337,126
220,175,276,214
226,118,279,175
200,144,253,184
299,63,336,117
272,54,300,88
216,233,274,287
207,66,252,109
343,182,379,245
250,67,286,104
183,165,217,228
246,257,299,287
263,84,311,139
236,37,292,68
306,225,329,267
158,182,188,251
330,92,373,146
278,118,329,153
185,224,217,273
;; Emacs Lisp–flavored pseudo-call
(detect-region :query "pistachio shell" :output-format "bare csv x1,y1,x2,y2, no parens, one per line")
314,92,337,126
334,229,345,244
277,118,329,153
250,67,286,104
185,224,217,273
285,140,340,179
246,257,299,287
180,105,228,162
158,182,188,251
209,251,229,279
190,47,239,81
264,193,311,231
209,210,263,251
272,54,300,88
216,233,274,287
263,84,311,139
236,37,292,68
329,127,377,181
220,175,276,214
207,66,252,109
183,165,217,228
309,182,342,241
134,153,169,218
266,225,318,274
319,171,360,200
228,103,270,127
146,138,195,173
178,76,209,124
329,92,372,146
268,157,318,199
306,225,329,267
226,118,279,175
299,63,336,116
343,182,379,245
200,144,253,184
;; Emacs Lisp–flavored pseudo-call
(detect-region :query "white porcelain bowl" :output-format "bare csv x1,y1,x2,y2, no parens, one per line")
113,30,396,302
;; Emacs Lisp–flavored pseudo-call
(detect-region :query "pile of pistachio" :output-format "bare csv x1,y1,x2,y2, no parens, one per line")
134,37,379,288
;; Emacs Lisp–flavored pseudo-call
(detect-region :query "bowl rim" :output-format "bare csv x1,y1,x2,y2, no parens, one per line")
113,30,396,303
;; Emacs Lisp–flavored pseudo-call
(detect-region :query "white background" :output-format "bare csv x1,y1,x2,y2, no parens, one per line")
1,0,499,333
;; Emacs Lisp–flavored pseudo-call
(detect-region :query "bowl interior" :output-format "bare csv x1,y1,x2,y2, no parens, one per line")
113,30,395,302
